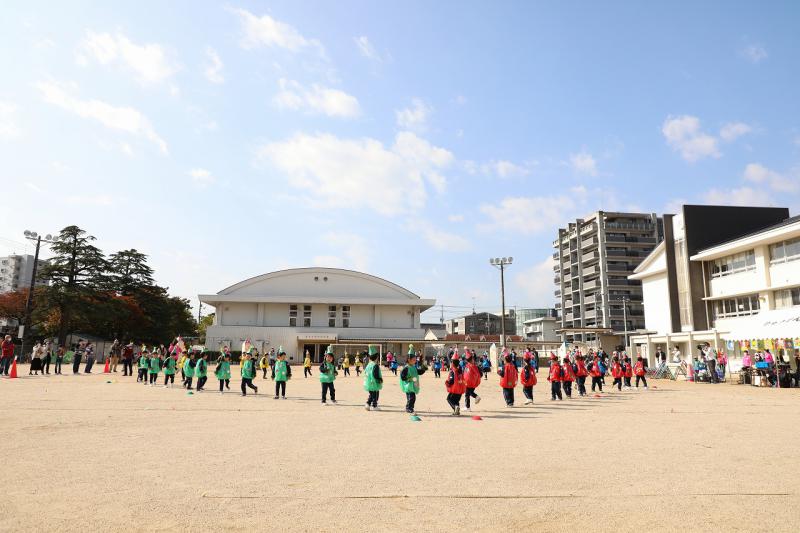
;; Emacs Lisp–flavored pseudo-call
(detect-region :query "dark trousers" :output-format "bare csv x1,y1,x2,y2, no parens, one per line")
465,387,478,407
356,367,361,376
84,356,94,373
523,386,533,401
44,355,51,374
138,368,147,382
164,374,174,385
562,381,572,397
483,369,489,379
241,377,257,395
707,359,718,383
218,379,230,391
321,382,336,402
636,375,648,388
55,357,63,374
149,373,158,384
304,367,312,378
434,368,441,378
405,392,416,412
551,381,562,400
72,354,82,374
446,392,462,410
275,381,286,397
185,377,193,389
262,368,268,379
624,377,631,387
0,356,11,375
591,376,603,391
367,390,379,407
613,377,622,391
576,376,587,395
123,359,133,376
344,368,350,376
502,387,514,406
197,376,207,390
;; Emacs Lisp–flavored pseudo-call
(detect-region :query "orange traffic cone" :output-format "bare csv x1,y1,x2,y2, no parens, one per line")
9,358,18,379
103,358,110,373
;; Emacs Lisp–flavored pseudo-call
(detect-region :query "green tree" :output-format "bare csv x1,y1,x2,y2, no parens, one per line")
106,249,155,295
197,312,215,343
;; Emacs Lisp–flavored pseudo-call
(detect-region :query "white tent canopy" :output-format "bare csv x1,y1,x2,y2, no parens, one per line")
725,307,800,341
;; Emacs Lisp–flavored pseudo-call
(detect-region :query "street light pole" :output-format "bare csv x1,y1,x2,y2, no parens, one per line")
21,230,55,360
489,257,513,349
622,296,629,354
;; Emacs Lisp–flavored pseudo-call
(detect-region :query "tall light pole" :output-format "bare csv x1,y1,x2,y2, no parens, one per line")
21,230,56,358
489,257,513,349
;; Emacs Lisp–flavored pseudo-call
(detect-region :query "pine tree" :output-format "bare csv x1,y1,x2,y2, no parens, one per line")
106,249,155,295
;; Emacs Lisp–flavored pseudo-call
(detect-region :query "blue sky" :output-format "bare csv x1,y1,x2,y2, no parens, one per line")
1,1,798,322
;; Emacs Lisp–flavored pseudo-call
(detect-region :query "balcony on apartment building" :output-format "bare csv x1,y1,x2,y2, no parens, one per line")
582,250,600,264
604,221,655,233
583,279,599,291
581,236,599,249
582,264,600,277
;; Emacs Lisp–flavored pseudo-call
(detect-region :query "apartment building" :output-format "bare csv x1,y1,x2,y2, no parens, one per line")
553,211,663,344
0,254,47,293
444,312,516,336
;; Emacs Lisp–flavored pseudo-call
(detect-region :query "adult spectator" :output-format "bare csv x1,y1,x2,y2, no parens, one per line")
702,342,718,383
55,345,65,374
109,340,121,373
84,342,95,373
1,335,14,375
122,342,134,376
72,340,85,374
43,339,53,375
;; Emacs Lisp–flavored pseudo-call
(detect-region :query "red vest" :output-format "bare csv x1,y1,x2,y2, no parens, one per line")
445,368,466,394
634,361,645,376
561,363,575,382
520,365,537,387
499,363,518,388
464,362,482,388
590,358,603,377
611,362,623,378
548,364,562,382
623,362,633,378
575,361,588,377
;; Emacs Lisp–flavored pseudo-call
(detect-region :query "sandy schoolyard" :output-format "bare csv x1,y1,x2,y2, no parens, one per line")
1,364,799,532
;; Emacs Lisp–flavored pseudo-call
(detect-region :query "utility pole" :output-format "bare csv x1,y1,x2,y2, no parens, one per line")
21,231,55,358
198,300,203,324
489,257,513,349
622,295,629,355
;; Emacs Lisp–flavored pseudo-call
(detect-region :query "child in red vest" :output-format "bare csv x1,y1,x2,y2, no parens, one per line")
463,350,482,411
623,355,633,389
561,356,575,398
575,354,589,396
589,355,603,392
445,353,466,415
520,352,537,405
611,355,623,391
497,352,518,407
547,354,562,401
634,356,648,389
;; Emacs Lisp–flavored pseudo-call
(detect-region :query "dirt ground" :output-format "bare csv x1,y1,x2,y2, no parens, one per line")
1,364,799,532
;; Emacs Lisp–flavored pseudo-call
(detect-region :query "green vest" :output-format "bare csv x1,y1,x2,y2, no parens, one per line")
242,359,254,379
364,361,382,392
163,357,176,375
196,359,208,378
274,360,288,382
400,364,419,394
148,356,160,374
215,361,231,380
183,359,195,377
319,361,336,383
138,356,148,369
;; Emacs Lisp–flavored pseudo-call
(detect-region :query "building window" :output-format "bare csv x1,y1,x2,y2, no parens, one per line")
713,294,761,319
328,305,337,327
710,250,756,278
770,236,800,265
342,305,350,328
774,288,800,309
303,305,312,327
289,304,297,327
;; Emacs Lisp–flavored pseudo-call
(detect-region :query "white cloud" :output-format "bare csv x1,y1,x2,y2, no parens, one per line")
703,186,773,207
273,78,360,118
515,256,557,306
204,47,224,84
314,232,369,272
396,98,432,131
488,160,531,178
120,142,133,157
78,31,177,85
479,195,571,235
0,101,21,140
354,36,382,62
448,214,464,223
662,115,720,162
188,168,215,186
743,163,799,193
720,122,752,142
232,8,324,56
741,44,767,64
569,151,598,176
35,80,168,154
256,131,454,216
406,220,471,252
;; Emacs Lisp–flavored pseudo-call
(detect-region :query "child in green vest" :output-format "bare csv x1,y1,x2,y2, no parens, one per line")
363,346,383,411
196,352,209,392
183,352,196,390
400,347,427,414
137,349,149,383
271,349,291,399
240,353,258,396
319,347,338,405
148,350,161,386
215,353,231,394
162,353,176,387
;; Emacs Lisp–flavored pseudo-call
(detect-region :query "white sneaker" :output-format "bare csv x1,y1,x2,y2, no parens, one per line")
373,406,380,411
644,386,648,390
331,400,338,404
464,407,472,412
524,400,532,405
475,395,481,404
365,403,371,411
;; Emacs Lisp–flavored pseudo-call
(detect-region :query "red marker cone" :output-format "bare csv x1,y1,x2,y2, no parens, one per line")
593,393,602,398
9,359,18,379
103,358,110,373
472,415,482,421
